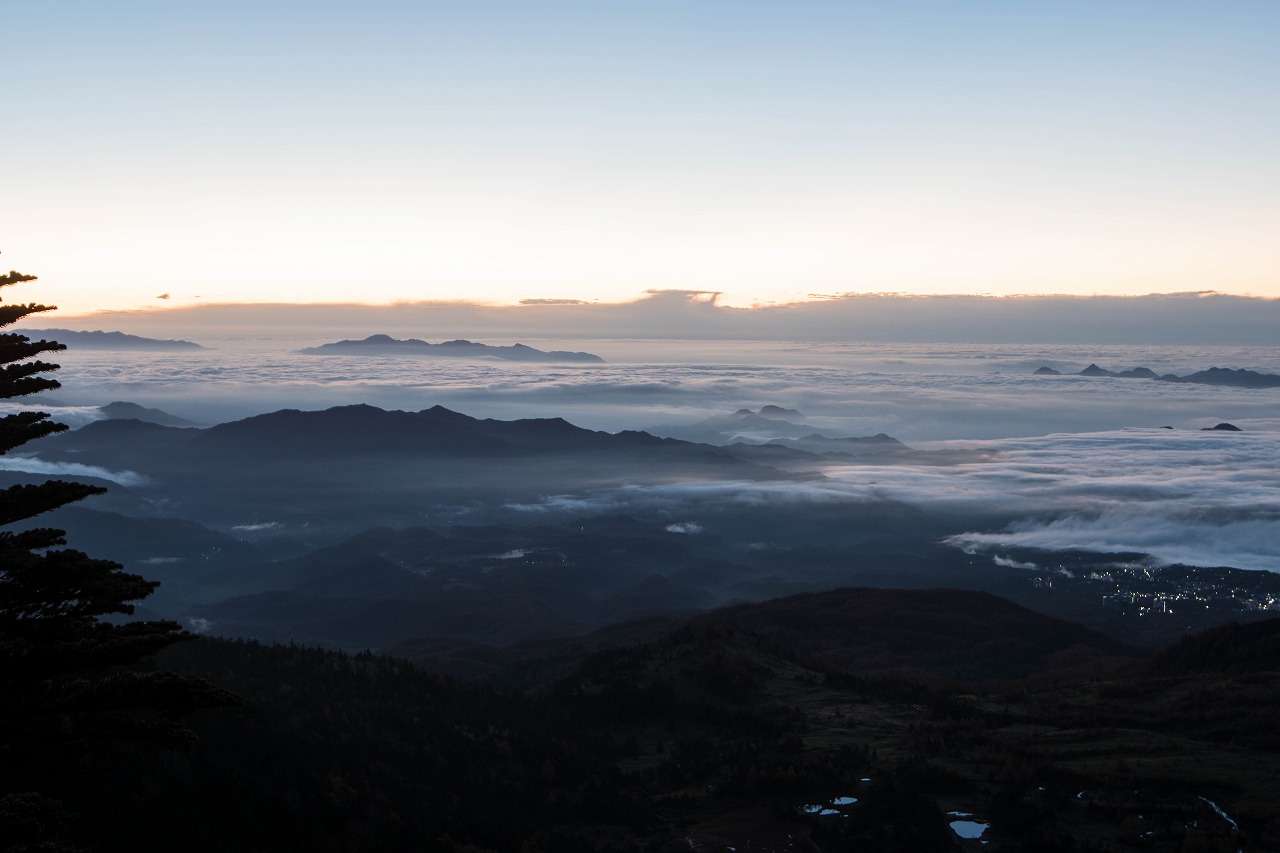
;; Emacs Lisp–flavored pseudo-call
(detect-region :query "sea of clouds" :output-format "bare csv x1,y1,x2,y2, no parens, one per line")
503,429,1280,572
30,338,1280,441
12,338,1280,572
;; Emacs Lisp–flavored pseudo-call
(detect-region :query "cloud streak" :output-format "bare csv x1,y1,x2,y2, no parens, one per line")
0,457,150,487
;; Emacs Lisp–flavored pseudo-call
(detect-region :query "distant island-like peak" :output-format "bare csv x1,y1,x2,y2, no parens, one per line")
727,405,805,420
97,401,197,428
17,328,204,351
1032,363,1280,389
299,335,604,363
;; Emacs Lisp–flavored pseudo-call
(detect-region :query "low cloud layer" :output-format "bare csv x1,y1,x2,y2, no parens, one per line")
0,403,107,430
843,429,1280,571
948,507,1280,573
10,331,1277,571
30,340,1280,441
509,429,1280,572
54,291,1280,346
0,457,149,487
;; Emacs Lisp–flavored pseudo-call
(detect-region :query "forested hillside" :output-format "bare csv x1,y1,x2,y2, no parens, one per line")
16,604,1278,852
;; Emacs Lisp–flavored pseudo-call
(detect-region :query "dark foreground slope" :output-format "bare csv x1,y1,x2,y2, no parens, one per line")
390,586,1138,692
20,639,633,853
685,587,1138,680
18,594,1279,853
1151,617,1280,675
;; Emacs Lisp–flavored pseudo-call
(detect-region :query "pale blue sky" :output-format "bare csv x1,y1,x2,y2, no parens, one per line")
5,1,1279,314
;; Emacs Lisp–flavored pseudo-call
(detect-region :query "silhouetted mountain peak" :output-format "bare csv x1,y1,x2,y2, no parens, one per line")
76,417,186,438
174,405,779,476
299,335,604,362
765,432,909,455
1179,366,1280,387
1116,366,1159,379
1034,363,1280,388
19,328,204,350
98,401,197,428
418,404,480,423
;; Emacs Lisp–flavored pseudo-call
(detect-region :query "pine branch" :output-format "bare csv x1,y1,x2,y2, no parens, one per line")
0,270,39,288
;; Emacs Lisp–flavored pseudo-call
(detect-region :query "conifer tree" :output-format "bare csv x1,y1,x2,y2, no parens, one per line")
0,261,233,849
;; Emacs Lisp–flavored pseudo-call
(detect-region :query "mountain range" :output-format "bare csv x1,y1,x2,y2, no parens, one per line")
1034,363,1280,388
12,394,1279,849
18,328,204,350
97,400,199,427
26,404,811,541
299,333,604,362
648,405,914,458
18,401,1274,657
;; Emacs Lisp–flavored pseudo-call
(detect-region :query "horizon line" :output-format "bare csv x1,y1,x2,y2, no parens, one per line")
43,287,1279,320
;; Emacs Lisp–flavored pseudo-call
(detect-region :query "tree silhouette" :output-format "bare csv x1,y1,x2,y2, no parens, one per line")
0,262,233,850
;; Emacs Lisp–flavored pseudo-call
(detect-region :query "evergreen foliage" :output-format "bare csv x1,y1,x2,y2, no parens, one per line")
1151,617,1280,675
7,604,1278,850
0,262,234,851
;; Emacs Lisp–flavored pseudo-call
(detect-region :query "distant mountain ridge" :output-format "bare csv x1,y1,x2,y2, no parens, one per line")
18,328,203,350
34,404,811,537
1034,363,1280,388
97,401,197,427
300,334,604,362
47,403,792,469
647,405,911,457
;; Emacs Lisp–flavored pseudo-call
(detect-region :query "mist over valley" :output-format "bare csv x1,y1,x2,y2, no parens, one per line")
6,333,1277,662
23,332,1280,437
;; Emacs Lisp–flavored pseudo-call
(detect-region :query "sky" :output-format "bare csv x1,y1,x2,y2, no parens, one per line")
5,1,1280,316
